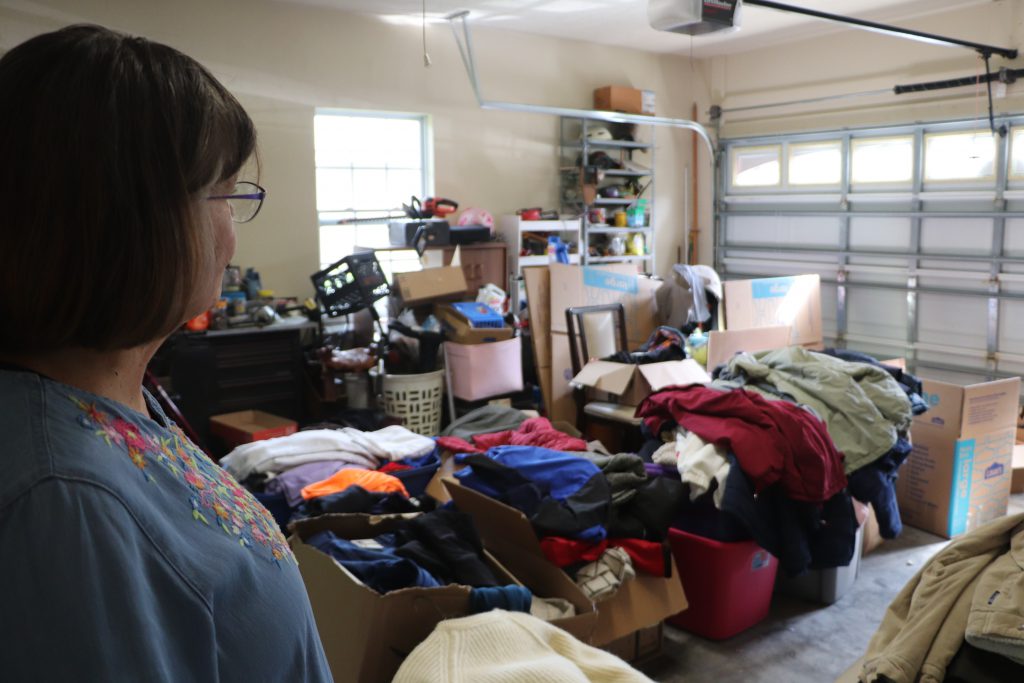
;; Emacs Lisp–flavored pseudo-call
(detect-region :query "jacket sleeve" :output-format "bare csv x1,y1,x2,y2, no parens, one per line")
0,478,218,681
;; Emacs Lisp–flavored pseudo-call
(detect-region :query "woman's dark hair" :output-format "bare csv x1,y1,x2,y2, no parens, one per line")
0,24,256,353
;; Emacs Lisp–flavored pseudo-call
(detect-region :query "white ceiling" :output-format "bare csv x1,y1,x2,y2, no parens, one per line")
275,0,996,57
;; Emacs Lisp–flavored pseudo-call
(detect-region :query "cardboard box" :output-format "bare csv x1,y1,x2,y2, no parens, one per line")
896,376,1020,538
549,264,661,347
594,86,655,116
290,513,596,683
705,325,792,371
209,409,297,447
393,266,467,306
445,337,524,401
434,303,515,344
443,478,688,646
723,274,822,347
571,359,711,407
603,623,663,663
524,266,553,413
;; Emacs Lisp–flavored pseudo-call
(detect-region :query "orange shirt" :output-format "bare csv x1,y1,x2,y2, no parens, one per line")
300,468,409,501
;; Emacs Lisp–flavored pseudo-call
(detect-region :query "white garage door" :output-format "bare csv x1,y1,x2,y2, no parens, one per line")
716,118,1024,384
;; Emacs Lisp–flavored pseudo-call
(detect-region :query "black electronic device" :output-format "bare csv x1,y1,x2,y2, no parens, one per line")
389,220,450,249
449,224,491,245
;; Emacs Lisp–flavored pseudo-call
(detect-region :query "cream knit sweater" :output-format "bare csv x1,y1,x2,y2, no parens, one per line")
392,610,654,683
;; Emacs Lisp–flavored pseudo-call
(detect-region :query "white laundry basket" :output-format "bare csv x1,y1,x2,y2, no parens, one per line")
378,370,444,436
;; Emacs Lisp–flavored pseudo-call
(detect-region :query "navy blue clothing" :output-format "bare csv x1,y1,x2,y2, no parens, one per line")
455,447,611,542
847,437,912,539
606,475,685,541
306,531,441,592
469,585,533,614
389,507,502,587
390,449,441,498
674,455,858,576
0,369,332,682
300,485,421,517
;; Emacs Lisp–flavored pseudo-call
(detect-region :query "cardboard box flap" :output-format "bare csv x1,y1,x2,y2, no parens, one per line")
636,359,710,392
706,325,791,371
913,379,965,436
571,360,637,396
960,377,1021,438
591,570,688,646
442,477,546,559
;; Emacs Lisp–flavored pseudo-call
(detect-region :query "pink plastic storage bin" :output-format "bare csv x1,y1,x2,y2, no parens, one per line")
666,527,778,640
444,337,523,401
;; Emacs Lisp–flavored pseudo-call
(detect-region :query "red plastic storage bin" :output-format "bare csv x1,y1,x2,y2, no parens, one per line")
666,527,778,640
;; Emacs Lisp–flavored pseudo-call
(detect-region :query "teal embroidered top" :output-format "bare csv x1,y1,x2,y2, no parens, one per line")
0,369,333,682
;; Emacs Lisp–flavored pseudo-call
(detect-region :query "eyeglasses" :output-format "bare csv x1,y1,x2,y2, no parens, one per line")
207,181,266,223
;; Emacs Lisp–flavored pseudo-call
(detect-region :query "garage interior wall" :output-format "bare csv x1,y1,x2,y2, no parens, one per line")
0,0,718,297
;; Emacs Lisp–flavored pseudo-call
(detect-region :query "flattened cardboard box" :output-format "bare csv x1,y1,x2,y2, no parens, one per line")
571,359,711,407
548,264,661,347
393,265,467,306
896,376,1020,538
442,478,688,646
723,274,822,347
289,513,596,683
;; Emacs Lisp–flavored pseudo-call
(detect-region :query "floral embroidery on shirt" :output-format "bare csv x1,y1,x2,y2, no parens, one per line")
68,395,294,565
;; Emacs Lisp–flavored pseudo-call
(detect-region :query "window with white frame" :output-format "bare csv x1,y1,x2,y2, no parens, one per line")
314,111,432,275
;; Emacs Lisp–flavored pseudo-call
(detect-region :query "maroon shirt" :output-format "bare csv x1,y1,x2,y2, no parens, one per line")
638,385,847,503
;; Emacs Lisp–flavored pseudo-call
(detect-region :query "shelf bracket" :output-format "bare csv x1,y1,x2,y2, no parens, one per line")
445,11,716,158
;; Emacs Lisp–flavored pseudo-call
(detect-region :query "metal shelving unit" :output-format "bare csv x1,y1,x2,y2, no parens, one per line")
559,116,655,271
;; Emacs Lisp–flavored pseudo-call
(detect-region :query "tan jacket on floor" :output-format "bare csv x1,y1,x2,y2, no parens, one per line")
860,513,1024,683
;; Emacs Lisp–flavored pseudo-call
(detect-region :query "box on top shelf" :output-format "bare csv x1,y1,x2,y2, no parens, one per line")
289,513,596,683
593,86,655,116
442,478,688,647
571,359,711,407
897,375,1021,538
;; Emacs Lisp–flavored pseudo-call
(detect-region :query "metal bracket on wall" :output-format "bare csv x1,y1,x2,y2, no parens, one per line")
444,11,716,159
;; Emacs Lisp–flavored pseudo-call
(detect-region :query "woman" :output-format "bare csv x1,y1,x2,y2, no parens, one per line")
0,25,333,681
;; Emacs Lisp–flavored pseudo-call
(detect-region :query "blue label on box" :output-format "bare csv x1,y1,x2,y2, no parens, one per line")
582,267,638,295
948,438,975,537
985,462,1004,479
751,276,795,299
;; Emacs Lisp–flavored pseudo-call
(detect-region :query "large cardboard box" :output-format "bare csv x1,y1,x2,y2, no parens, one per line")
443,478,688,646
896,376,1020,538
571,359,711,407
593,85,655,116
393,266,467,306
290,513,596,683
723,274,822,347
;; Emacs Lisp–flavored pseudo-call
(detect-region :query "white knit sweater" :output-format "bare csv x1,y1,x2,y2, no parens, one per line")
392,610,655,683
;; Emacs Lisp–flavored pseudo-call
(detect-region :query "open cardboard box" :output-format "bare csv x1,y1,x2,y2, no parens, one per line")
209,409,297,448
897,375,1020,538
571,359,711,407
290,513,596,683
434,303,514,344
441,477,688,646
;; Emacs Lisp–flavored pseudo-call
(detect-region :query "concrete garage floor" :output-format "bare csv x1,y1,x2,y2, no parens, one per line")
637,493,1024,683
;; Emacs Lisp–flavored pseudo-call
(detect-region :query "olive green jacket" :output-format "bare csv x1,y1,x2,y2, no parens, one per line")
715,347,912,473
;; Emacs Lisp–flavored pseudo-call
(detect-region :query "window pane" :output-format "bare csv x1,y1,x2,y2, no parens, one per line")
851,136,913,184
314,115,422,168
924,131,995,181
732,146,781,187
1010,128,1024,178
315,168,353,211
788,141,841,185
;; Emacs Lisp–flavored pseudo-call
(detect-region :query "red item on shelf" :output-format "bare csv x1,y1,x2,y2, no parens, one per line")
665,528,778,640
